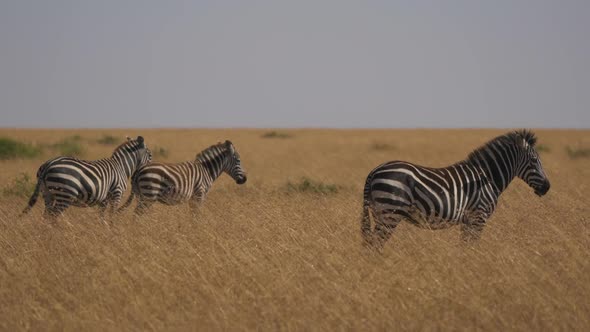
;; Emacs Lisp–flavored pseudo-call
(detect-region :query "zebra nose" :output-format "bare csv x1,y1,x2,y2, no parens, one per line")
535,181,550,196
236,176,247,185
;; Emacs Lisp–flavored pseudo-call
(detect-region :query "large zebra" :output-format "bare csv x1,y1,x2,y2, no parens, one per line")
119,140,247,216
361,130,550,248
22,136,152,220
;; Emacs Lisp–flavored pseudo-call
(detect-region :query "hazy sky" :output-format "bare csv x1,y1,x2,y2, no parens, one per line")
1,0,589,128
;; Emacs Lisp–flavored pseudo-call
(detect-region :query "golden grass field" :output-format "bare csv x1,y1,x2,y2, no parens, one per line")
0,129,588,331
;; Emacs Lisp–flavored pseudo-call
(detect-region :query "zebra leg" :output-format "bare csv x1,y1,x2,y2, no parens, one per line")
188,199,200,217
43,202,68,222
372,212,402,249
97,201,113,225
460,217,486,242
43,206,59,222
361,200,373,247
98,201,107,219
189,189,206,218
108,192,123,217
134,198,153,217
42,192,69,222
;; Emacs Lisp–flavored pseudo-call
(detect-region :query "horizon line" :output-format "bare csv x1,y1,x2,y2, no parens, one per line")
0,126,588,131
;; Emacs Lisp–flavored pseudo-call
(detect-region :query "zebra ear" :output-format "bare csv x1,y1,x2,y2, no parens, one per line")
137,136,144,144
126,136,131,142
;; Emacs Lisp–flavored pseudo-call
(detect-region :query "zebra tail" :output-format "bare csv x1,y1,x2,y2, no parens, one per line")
118,169,141,213
21,160,55,216
21,178,42,215
361,173,374,245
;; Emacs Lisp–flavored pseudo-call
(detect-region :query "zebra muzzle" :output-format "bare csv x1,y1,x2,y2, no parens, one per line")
534,181,550,196
236,176,247,185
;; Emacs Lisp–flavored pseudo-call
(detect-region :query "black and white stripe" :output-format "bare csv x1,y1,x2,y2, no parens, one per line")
22,136,152,220
361,130,550,248
119,140,247,215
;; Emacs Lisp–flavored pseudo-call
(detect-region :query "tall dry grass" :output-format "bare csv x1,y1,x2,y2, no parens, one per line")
0,129,589,331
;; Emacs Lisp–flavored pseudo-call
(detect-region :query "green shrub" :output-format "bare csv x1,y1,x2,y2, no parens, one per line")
3,173,35,198
262,131,292,139
0,137,42,160
286,177,340,195
153,146,169,159
97,135,119,145
566,146,590,159
52,136,85,157
536,144,550,153
371,142,396,151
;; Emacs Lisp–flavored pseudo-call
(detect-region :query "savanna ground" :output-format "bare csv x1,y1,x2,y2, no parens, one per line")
0,129,589,331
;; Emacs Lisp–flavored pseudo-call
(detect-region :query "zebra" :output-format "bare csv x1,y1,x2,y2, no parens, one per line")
118,140,247,216
361,130,550,248
22,136,152,221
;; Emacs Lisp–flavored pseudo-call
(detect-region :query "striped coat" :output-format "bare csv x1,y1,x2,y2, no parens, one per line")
22,136,152,220
361,130,550,248
119,140,247,216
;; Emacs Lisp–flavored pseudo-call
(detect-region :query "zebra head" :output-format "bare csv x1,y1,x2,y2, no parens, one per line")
135,136,153,166
223,140,247,185
114,136,152,176
515,130,550,196
195,140,247,185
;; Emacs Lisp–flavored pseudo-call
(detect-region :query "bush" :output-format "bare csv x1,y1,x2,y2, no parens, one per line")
0,137,42,160
536,144,550,153
52,136,85,157
371,142,396,151
566,146,590,159
286,177,340,195
152,146,169,159
97,135,119,145
262,131,292,139
3,173,35,198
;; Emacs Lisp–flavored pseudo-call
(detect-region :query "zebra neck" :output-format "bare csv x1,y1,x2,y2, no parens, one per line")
198,155,227,183
468,148,516,194
112,151,136,178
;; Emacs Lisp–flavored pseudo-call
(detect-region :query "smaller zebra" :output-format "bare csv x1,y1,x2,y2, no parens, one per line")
22,136,152,221
119,140,247,216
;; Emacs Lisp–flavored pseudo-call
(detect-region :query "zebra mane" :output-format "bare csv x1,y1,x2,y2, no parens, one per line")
195,141,230,163
513,129,537,147
112,136,144,155
466,130,537,163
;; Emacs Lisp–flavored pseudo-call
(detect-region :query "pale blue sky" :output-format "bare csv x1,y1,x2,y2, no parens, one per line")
1,0,589,128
